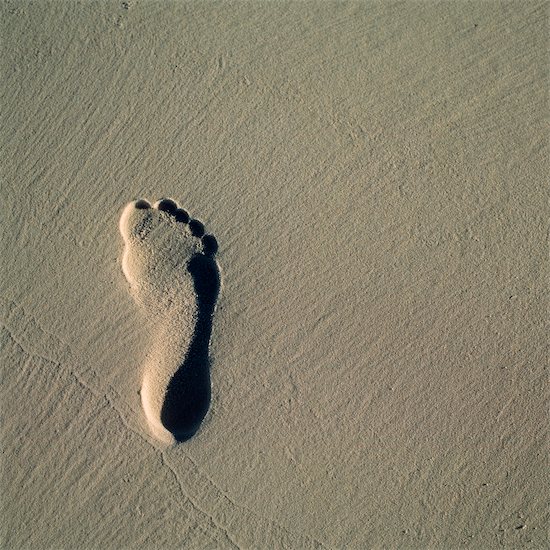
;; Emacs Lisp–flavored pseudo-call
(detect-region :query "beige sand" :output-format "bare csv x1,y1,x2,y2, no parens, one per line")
1,1,548,548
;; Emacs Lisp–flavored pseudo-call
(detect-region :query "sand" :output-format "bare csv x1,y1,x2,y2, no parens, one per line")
1,1,548,548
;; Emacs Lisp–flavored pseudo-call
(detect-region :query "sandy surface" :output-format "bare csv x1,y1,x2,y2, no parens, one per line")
1,1,548,548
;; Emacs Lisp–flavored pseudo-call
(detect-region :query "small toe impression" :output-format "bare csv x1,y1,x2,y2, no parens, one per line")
174,208,190,223
156,198,178,214
189,219,205,237
202,234,218,255
135,199,151,210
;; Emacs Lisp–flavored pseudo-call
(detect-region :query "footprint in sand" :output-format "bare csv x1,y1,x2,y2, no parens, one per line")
119,198,220,444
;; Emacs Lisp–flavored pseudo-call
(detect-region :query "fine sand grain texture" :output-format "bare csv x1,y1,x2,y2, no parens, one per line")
1,1,548,548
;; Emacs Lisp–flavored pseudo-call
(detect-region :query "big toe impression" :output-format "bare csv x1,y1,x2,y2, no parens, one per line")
119,199,153,241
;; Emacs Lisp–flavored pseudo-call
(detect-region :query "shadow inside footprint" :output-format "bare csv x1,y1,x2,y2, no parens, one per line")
160,254,220,442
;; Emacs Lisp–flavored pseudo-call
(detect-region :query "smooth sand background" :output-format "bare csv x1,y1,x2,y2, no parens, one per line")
1,1,548,548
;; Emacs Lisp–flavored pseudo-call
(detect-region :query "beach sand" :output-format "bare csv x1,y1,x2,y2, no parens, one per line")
1,1,548,548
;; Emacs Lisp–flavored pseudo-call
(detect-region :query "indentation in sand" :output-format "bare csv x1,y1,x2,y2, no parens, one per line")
119,198,220,444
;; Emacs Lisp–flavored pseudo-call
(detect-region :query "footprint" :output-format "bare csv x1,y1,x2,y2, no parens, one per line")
119,198,220,444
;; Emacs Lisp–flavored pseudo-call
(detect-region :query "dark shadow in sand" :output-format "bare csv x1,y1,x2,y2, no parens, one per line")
160,251,220,442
